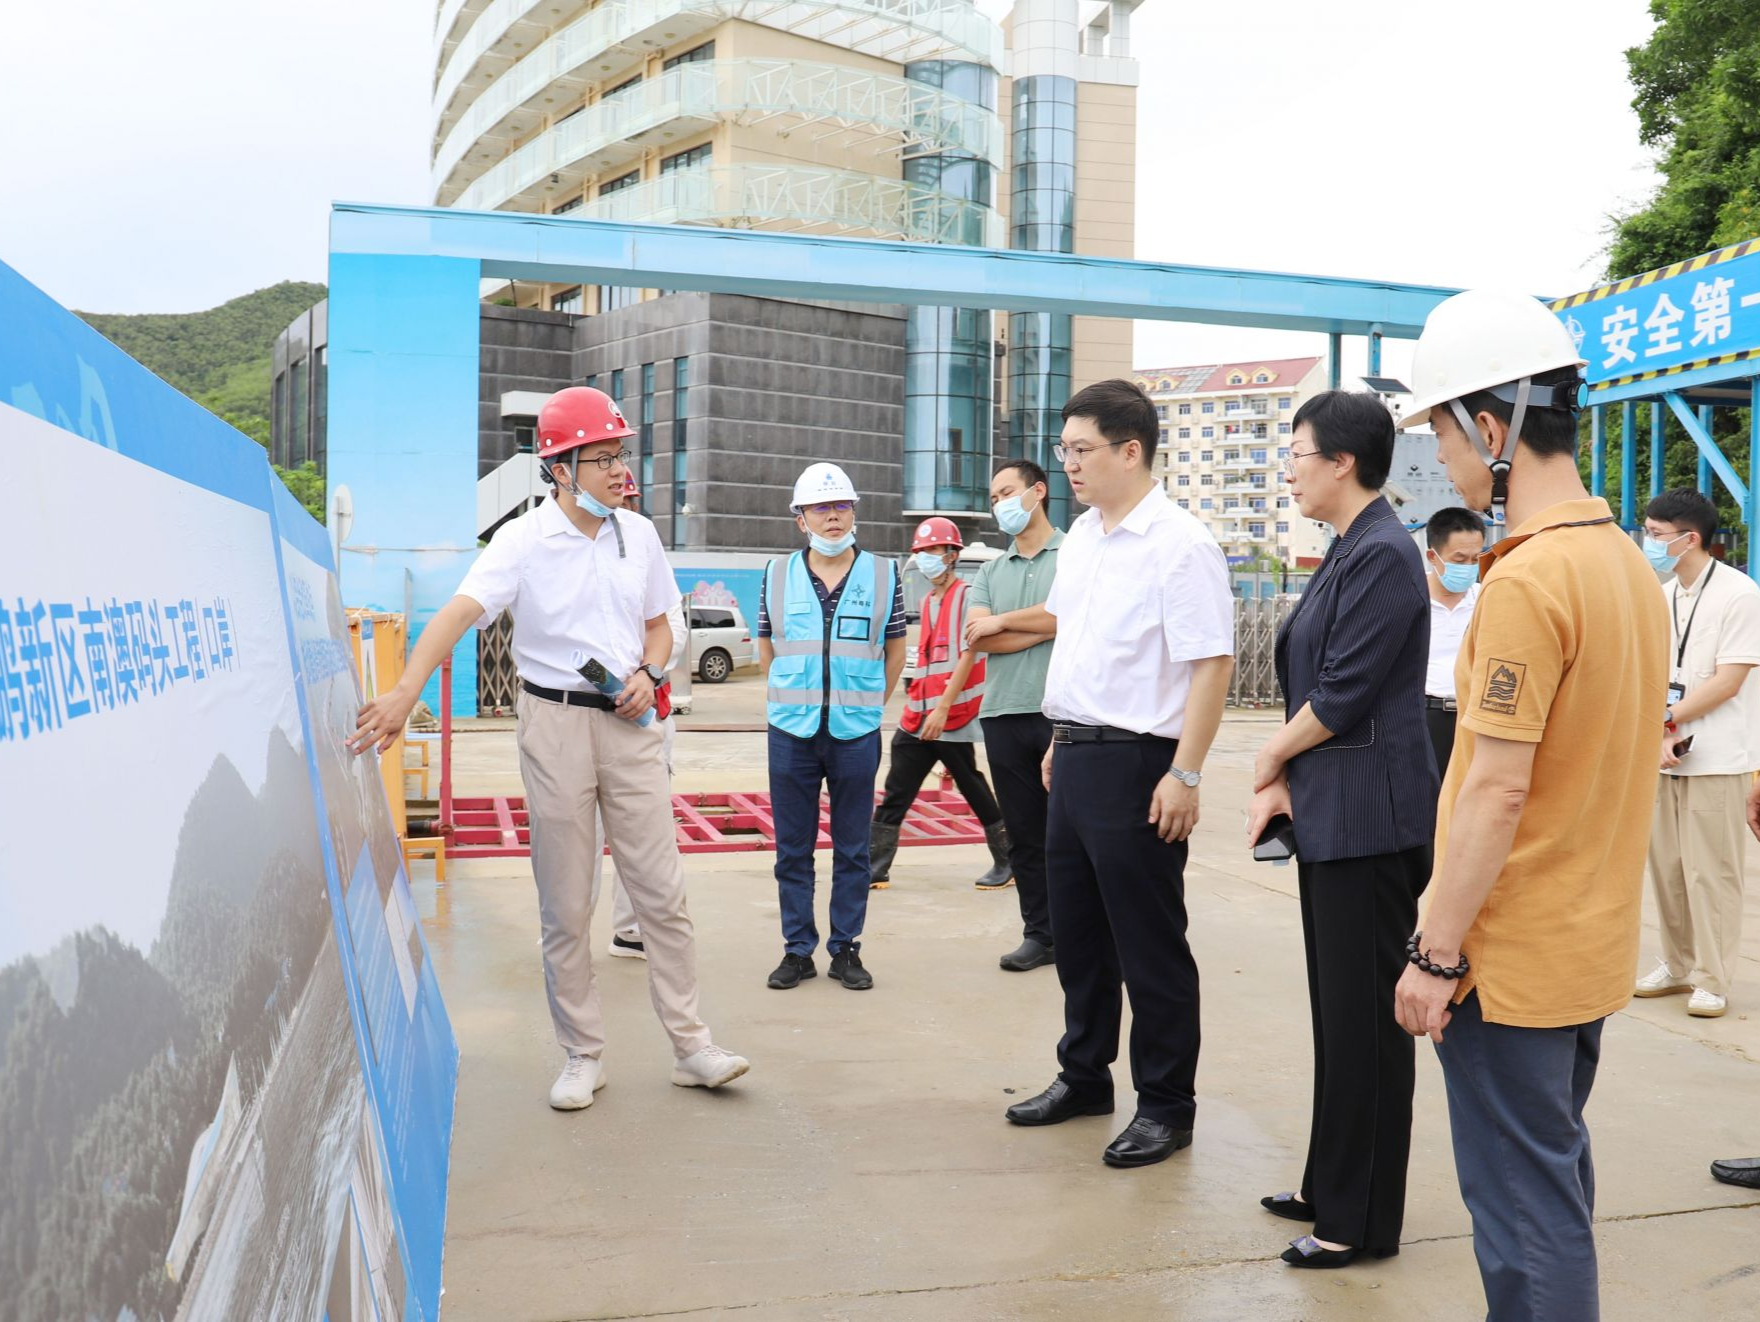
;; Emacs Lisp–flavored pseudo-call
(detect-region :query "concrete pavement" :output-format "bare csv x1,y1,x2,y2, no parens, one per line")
412,674,1760,1320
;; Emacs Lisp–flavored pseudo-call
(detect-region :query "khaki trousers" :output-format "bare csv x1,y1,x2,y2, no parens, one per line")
517,692,709,1059
590,716,676,938
1648,772,1749,997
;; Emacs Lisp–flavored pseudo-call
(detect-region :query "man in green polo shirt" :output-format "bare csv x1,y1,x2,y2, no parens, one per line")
965,459,1063,971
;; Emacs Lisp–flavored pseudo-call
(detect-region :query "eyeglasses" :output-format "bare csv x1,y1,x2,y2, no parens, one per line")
1280,447,1321,478
1053,439,1129,465
573,448,632,472
804,501,855,514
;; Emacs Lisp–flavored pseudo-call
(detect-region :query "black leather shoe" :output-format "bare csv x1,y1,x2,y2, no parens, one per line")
1102,1114,1193,1167
767,953,816,989
1280,1235,1399,1268
1711,1156,1760,1189
1260,1192,1316,1221
999,939,1055,972
1005,1078,1113,1126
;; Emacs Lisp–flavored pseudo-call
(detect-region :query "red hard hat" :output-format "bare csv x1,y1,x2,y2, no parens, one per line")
910,517,964,552
537,386,634,461
622,474,639,496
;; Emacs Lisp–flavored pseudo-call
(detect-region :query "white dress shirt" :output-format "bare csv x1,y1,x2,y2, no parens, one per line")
1666,559,1760,776
1426,582,1480,698
1042,484,1234,738
457,496,680,690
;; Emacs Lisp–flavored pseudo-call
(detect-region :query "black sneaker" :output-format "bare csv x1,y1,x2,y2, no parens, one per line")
767,952,817,989
607,934,646,960
828,948,873,990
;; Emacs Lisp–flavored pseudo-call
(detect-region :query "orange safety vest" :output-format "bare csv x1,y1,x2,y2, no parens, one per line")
901,581,985,735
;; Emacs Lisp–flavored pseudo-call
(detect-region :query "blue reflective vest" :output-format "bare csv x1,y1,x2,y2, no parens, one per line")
765,550,894,739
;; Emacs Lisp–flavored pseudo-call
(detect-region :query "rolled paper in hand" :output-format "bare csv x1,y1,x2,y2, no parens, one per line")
570,650,654,727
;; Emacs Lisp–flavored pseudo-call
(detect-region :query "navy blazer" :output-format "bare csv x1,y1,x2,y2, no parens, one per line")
1274,497,1439,864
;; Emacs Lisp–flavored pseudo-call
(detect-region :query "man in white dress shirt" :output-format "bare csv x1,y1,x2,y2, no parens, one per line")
1421,507,1488,776
968,379,1234,1168
352,386,748,1110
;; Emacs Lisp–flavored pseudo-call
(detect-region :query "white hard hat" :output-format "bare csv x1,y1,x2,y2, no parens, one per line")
1396,289,1587,432
791,462,859,512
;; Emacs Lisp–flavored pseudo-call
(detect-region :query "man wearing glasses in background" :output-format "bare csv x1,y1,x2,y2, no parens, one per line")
760,463,907,992
974,380,1234,1168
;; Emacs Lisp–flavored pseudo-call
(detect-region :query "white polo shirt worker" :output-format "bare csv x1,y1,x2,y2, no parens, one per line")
352,386,747,1109
975,379,1234,1170
591,473,690,960
1637,488,1760,1018
1422,507,1488,776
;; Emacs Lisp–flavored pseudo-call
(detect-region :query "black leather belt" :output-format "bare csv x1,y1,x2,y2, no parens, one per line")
1051,722,1165,744
523,680,615,710
1425,696,1458,712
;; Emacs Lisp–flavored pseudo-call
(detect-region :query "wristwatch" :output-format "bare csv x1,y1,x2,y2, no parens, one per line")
1168,763,1202,788
637,662,667,686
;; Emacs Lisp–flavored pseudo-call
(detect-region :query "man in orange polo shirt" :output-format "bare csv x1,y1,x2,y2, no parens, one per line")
1392,291,1668,1321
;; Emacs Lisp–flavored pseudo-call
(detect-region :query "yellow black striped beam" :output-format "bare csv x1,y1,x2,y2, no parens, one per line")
1549,237,1760,311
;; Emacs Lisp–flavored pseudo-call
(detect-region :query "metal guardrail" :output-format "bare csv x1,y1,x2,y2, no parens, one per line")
1229,596,1293,709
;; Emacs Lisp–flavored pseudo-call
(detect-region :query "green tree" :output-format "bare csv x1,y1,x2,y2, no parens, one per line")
275,461,326,522
1599,2,1760,560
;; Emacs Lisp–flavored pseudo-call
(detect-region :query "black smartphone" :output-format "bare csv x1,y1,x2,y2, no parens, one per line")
1672,734,1695,757
1253,813,1296,862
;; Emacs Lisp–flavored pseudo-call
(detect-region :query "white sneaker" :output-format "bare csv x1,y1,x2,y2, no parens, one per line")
671,1044,750,1089
549,1054,606,1110
1688,988,1728,1018
1634,960,1692,998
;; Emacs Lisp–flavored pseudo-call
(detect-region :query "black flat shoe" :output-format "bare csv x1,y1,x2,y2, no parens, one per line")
999,939,1055,972
1102,1114,1193,1168
1280,1235,1398,1268
1005,1078,1113,1126
1711,1156,1760,1189
1260,1192,1315,1221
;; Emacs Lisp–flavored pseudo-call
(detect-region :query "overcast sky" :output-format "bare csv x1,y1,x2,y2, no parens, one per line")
0,0,1661,383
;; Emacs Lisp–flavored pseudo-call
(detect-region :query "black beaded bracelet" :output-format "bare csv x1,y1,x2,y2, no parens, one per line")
1405,931,1469,981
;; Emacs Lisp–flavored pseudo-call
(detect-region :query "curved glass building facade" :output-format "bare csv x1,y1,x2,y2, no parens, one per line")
1007,71,1078,527
902,59,998,515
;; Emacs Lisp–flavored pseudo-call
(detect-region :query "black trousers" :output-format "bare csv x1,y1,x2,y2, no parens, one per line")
873,727,1003,828
1424,704,1456,780
1045,736,1199,1128
1296,844,1430,1251
980,713,1054,946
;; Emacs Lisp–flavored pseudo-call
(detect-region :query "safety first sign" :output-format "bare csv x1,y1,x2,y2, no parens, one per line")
1552,236,1760,391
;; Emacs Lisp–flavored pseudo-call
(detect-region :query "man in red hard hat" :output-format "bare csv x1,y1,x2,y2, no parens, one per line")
868,518,1010,891
352,386,748,1109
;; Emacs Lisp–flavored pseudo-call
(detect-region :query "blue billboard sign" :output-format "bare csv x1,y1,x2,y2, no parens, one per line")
1551,237,1760,390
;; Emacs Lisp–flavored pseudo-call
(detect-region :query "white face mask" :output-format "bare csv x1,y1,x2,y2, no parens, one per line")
809,528,856,556
914,550,951,580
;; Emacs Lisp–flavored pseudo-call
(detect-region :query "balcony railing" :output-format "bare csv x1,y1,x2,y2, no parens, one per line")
443,58,1002,209
546,162,1002,247
433,0,1005,156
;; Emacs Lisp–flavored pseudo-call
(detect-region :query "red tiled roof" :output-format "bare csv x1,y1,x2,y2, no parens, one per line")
1134,357,1322,395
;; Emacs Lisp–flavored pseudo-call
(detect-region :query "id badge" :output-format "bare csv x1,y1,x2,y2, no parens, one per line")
1668,680,1687,706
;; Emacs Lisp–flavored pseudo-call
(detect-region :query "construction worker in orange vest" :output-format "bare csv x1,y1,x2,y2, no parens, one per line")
869,517,1012,890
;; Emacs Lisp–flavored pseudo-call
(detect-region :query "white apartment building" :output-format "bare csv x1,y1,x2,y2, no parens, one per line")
1133,356,1330,568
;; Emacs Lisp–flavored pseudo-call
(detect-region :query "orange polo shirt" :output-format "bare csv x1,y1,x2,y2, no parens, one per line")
1433,497,1669,1028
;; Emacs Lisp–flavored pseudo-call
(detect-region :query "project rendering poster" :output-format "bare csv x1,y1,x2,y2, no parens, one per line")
0,261,457,1321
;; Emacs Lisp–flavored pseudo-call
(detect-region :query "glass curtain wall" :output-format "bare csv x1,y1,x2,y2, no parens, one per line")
902,60,997,514
1007,74,1076,526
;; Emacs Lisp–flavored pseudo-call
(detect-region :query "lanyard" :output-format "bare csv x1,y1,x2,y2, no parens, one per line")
1672,559,1716,672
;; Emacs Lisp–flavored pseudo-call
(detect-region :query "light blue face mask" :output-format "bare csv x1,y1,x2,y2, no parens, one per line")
1643,532,1689,575
571,484,614,519
1431,557,1478,594
914,550,951,579
994,492,1037,536
809,529,857,556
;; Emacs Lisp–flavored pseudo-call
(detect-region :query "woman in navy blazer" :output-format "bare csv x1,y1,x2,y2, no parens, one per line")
1245,391,1439,1269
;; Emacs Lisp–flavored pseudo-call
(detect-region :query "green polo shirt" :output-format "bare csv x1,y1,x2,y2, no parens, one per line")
969,528,1064,718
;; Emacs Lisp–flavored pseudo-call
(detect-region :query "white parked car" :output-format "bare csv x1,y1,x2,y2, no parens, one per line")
687,602,756,683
